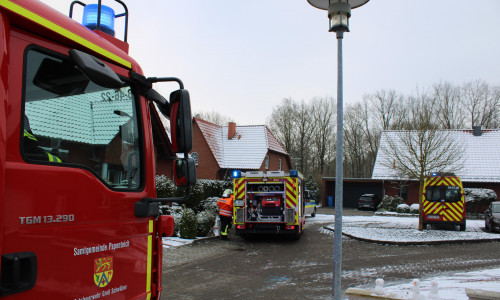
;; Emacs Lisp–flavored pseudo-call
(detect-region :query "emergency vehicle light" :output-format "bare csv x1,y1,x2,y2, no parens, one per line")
431,172,438,177
232,170,241,178
290,170,298,177
82,4,115,36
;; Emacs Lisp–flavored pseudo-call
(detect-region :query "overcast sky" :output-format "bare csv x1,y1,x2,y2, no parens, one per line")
41,0,500,125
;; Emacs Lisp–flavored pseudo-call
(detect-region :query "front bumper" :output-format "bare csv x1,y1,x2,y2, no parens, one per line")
235,223,299,236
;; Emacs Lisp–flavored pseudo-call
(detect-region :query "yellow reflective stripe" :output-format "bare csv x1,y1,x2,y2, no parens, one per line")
146,220,153,299
0,0,132,69
23,130,37,141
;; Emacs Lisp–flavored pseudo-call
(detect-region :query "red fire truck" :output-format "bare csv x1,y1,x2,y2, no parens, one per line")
232,170,306,239
0,0,196,298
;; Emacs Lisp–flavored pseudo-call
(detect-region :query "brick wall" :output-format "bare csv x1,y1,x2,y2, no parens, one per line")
260,150,291,172
190,121,220,180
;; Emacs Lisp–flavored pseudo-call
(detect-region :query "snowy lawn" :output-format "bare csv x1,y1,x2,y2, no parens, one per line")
318,214,500,243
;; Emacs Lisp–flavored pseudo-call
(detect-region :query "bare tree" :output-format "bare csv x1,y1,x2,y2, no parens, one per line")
294,100,316,174
380,93,463,230
344,103,368,177
310,96,335,175
461,80,500,128
365,89,401,130
267,98,297,155
433,82,465,129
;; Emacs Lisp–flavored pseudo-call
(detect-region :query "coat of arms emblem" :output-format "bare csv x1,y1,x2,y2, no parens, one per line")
94,256,113,287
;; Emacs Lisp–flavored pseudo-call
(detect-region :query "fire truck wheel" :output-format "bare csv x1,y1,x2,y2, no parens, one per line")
460,224,466,231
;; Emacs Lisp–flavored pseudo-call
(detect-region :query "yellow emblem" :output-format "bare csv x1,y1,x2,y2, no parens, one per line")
94,256,113,287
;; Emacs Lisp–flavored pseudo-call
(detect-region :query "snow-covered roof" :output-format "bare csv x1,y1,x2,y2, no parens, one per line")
195,118,288,169
372,129,500,183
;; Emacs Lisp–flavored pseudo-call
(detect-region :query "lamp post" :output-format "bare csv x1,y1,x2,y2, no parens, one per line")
306,1,369,299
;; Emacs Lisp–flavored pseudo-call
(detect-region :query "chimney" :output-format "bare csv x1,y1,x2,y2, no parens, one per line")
228,122,236,139
473,125,482,137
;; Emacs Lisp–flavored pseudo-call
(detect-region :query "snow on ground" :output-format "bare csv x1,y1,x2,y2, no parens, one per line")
377,268,500,300
162,236,200,248
322,215,500,243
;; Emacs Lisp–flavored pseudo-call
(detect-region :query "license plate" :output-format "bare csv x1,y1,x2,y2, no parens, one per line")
427,214,440,220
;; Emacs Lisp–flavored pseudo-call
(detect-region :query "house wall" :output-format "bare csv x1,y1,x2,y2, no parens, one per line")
260,151,291,172
190,121,220,180
155,151,172,177
383,181,421,204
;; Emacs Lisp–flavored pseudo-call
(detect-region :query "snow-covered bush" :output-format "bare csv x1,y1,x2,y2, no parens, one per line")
410,203,419,214
396,204,410,213
179,208,197,239
199,179,232,201
200,197,219,216
156,175,176,198
196,211,216,237
463,188,497,204
377,195,405,212
160,205,183,236
464,188,497,214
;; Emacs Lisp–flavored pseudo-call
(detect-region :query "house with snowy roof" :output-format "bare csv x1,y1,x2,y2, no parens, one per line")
183,118,291,180
372,127,500,205
321,127,500,209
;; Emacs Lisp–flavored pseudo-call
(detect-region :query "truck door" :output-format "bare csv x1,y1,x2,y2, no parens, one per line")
2,29,154,298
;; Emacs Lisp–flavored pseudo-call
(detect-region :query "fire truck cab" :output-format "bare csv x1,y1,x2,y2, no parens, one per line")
0,0,195,298
422,173,466,231
232,170,306,239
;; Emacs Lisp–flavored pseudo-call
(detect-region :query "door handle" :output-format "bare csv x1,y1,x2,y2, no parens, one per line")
0,252,37,297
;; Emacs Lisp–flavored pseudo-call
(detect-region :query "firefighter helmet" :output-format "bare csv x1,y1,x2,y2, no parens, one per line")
222,189,233,198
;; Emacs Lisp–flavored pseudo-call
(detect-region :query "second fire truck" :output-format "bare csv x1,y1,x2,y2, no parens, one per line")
232,170,306,239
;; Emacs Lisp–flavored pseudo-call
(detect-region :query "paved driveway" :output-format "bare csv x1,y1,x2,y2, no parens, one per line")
161,208,500,299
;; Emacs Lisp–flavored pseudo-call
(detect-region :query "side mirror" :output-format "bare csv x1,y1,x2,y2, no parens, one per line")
173,158,196,187
69,49,123,88
170,90,192,153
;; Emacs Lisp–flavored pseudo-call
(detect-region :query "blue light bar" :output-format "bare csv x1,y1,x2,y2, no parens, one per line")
232,170,241,179
290,170,298,177
82,4,115,36
431,172,438,177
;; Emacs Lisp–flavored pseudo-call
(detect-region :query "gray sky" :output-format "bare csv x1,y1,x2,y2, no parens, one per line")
41,0,500,125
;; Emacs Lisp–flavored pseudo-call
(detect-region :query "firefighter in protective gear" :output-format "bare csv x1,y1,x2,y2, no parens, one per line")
217,189,234,240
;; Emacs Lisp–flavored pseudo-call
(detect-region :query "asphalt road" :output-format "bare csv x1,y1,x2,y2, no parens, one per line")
161,208,500,299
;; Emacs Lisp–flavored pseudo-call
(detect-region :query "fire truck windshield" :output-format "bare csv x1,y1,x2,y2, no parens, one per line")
425,186,461,203
22,49,142,190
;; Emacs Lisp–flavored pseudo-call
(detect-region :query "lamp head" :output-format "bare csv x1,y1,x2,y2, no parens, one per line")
307,0,370,32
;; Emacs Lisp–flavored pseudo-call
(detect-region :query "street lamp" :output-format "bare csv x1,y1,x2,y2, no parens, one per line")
306,1,369,299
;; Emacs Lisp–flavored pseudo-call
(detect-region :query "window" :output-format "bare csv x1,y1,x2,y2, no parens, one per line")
265,155,269,170
191,152,199,166
425,186,461,203
279,158,282,171
22,49,142,190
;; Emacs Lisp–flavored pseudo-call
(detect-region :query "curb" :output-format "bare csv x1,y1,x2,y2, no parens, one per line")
322,226,500,246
